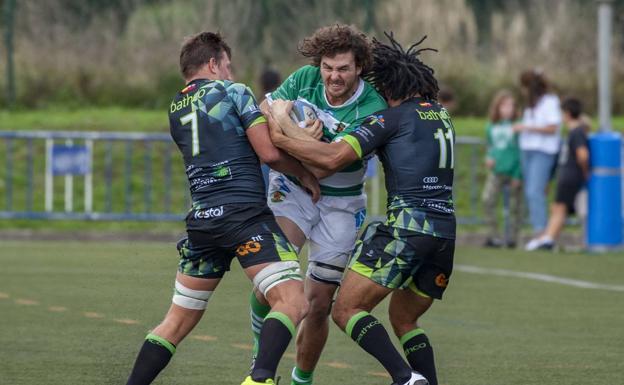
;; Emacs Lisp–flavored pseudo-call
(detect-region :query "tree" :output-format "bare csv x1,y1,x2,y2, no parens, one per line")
3,0,16,108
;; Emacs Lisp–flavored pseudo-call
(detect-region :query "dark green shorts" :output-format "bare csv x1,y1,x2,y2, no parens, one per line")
177,204,298,278
349,221,454,299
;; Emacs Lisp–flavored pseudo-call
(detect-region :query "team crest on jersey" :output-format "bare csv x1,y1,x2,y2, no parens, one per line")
271,191,285,203
181,83,197,94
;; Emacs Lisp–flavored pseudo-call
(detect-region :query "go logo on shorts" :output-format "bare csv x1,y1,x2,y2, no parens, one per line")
236,235,263,257
434,273,448,288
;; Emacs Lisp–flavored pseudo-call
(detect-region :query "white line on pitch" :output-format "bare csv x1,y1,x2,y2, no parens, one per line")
456,264,624,292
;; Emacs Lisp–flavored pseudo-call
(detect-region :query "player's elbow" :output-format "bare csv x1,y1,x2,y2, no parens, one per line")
258,147,282,165
317,155,341,173
321,148,353,173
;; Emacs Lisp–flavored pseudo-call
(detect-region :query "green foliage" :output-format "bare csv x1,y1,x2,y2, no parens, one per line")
3,0,621,114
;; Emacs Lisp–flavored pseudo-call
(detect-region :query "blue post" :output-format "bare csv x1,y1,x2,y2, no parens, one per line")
5,138,13,210
104,140,113,213
144,141,152,213
26,138,34,212
164,144,172,214
587,132,622,250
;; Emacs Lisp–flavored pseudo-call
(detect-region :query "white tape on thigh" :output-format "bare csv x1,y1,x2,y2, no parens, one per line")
307,261,345,285
253,261,302,296
172,280,213,310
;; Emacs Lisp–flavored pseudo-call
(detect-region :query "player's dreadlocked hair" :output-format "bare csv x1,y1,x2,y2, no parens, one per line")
364,32,439,102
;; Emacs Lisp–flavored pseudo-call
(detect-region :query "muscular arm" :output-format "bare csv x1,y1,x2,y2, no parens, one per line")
247,122,309,176
261,99,330,177
260,99,320,142
269,122,359,174
304,164,334,179
246,122,320,201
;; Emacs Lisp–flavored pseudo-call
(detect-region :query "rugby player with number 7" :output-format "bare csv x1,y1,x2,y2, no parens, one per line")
124,32,319,385
268,33,456,385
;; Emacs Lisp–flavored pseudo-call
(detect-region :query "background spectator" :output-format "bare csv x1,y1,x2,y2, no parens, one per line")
525,97,590,250
514,69,562,242
438,86,457,113
482,90,523,248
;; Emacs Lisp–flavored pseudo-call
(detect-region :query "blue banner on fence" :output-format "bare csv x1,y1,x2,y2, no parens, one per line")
51,145,91,175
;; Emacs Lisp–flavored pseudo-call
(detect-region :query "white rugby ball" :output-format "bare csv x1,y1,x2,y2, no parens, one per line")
289,99,318,128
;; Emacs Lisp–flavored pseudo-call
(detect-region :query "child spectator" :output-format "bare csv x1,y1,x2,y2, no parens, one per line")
525,97,590,250
482,90,523,248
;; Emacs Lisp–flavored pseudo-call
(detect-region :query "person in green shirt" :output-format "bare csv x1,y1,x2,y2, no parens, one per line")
250,24,387,385
481,90,523,248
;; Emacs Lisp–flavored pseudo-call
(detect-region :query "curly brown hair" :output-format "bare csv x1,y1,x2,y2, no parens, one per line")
298,24,372,73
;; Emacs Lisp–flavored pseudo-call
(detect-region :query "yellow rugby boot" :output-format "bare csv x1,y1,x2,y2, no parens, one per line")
241,375,277,385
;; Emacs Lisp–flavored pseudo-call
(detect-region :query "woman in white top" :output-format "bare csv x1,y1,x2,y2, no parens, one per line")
513,69,562,242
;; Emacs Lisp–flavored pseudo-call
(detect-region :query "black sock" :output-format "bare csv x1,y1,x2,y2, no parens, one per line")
126,333,176,385
401,329,437,385
251,312,295,382
346,312,412,384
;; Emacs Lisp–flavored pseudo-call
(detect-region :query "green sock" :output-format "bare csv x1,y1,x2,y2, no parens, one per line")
291,366,313,385
250,291,271,357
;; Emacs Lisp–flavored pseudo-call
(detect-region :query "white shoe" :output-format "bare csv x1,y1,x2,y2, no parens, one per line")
525,237,554,251
525,237,540,251
401,372,429,385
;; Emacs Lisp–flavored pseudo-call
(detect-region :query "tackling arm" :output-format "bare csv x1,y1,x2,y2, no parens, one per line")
247,122,320,201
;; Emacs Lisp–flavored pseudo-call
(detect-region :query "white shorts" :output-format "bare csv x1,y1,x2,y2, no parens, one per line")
267,171,367,285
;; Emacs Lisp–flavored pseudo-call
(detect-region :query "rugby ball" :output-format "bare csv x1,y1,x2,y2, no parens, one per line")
289,99,319,128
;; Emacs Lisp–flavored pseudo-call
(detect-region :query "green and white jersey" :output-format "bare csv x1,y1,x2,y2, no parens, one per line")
270,65,387,196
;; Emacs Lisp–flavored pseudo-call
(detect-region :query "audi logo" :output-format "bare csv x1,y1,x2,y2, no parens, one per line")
423,176,439,183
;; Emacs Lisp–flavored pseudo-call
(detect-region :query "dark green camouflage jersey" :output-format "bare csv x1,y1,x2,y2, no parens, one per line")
169,79,267,210
342,97,456,239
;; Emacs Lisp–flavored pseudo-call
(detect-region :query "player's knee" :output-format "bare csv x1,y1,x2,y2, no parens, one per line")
389,311,418,337
307,299,332,320
171,280,212,310
306,291,334,320
330,301,350,330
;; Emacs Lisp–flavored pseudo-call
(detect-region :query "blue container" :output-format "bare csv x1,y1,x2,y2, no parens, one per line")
587,132,623,249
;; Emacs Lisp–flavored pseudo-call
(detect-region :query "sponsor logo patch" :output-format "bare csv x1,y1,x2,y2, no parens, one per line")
194,206,224,219
434,273,448,288
236,239,262,257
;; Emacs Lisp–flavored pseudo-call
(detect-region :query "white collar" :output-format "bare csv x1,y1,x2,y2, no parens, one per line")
323,78,364,108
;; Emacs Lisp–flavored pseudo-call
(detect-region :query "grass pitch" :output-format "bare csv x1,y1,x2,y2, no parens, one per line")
1,241,623,385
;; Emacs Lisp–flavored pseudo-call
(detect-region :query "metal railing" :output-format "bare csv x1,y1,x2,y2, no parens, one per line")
0,130,488,222
0,130,187,221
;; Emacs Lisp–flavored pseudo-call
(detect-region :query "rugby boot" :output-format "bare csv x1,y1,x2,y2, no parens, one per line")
392,371,429,385
241,376,279,385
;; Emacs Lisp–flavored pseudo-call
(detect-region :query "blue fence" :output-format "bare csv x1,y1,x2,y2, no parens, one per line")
0,130,488,223
0,130,187,221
